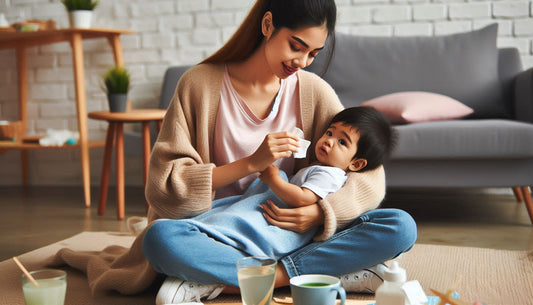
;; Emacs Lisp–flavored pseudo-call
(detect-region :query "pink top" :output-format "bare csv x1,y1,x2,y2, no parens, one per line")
213,67,301,199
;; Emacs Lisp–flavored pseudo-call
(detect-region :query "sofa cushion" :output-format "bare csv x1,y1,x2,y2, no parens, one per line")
308,24,508,119
391,119,533,159
361,91,473,124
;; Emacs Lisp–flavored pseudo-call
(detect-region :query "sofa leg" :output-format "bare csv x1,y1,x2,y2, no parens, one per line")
512,187,524,202
520,186,533,224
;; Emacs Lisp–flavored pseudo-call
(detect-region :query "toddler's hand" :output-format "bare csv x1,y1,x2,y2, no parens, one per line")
259,164,279,184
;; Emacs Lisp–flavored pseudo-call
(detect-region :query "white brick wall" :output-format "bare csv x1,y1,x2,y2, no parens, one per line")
493,1,530,17
0,0,532,186
413,4,447,22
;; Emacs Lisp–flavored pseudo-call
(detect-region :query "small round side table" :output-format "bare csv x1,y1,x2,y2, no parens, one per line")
89,109,166,220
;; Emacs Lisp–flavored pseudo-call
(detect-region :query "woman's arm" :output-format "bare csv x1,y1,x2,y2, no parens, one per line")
212,131,300,190
146,96,216,220
316,166,385,239
146,64,223,221
260,200,324,233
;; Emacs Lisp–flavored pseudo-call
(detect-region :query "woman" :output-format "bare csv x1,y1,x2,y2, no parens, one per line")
51,0,416,302
142,0,417,304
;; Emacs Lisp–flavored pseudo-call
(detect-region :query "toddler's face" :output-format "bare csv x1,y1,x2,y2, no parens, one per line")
314,122,361,171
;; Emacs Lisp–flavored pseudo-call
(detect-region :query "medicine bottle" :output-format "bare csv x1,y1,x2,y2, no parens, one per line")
375,261,407,305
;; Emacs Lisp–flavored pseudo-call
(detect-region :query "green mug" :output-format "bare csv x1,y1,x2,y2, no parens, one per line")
290,274,346,305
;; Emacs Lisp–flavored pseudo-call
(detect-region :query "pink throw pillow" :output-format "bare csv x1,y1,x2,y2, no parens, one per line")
360,91,474,124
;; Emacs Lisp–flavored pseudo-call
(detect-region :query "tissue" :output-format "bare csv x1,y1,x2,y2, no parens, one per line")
292,127,310,159
39,129,79,146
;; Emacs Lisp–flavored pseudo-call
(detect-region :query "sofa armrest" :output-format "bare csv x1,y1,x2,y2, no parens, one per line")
514,67,533,123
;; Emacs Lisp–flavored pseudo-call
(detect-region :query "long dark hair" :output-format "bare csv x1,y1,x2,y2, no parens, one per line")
201,0,336,70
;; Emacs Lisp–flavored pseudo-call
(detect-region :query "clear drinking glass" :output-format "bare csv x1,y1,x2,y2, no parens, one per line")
22,269,67,305
237,256,277,305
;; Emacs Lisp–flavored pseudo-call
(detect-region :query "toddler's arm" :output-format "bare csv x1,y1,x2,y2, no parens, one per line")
259,165,319,207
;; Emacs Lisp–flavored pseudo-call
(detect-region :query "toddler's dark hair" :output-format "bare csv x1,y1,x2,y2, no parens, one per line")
329,106,397,172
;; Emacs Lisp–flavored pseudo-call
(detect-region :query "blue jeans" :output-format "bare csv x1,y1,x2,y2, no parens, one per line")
142,208,416,287
167,176,317,260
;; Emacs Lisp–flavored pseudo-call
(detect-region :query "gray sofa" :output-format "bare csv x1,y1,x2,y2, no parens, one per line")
154,24,533,223
306,24,533,222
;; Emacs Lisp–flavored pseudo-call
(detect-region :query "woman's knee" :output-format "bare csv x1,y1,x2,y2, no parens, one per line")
142,220,188,264
378,208,418,252
143,220,167,261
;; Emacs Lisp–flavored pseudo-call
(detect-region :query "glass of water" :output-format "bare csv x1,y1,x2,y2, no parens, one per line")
22,269,67,305
237,256,277,305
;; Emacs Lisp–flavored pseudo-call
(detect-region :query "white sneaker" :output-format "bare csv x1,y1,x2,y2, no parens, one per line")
156,277,225,305
339,263,387,294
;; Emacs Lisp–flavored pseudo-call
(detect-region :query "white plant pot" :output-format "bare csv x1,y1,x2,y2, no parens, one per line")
69,10,93,29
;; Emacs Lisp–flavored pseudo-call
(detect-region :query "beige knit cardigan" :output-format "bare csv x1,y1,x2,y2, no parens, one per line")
49,63,386,295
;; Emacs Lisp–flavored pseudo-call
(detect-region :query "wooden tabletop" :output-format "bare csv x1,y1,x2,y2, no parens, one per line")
0,28,135,50
88,109,166,122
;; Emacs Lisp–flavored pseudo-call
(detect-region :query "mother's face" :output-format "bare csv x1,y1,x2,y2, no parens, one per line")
262,14,328,79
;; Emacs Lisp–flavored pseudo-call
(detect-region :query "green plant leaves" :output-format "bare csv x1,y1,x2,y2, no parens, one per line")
61,0,99,11
104,67,130,94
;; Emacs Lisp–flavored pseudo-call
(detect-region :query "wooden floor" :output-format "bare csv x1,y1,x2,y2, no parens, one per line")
1,185,532,261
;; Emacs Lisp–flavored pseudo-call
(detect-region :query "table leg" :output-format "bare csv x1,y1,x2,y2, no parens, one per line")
142,122,151,210
107,34,124,67
512,187,524,202
70,32,91,207
16,47,28,185
116,123,125,220
142,122,150,185
98,122,116,216
521,186,533,224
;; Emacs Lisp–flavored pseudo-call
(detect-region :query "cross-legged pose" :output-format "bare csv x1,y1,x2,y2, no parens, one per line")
141,1,417,304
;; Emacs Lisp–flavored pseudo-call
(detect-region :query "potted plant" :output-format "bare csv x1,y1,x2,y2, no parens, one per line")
103,66,130,112
61,0,98,29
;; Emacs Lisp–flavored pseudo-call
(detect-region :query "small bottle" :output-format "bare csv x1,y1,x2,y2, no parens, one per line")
375,261,407,305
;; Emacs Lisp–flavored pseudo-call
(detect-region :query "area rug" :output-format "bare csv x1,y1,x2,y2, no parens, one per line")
0,232,531,305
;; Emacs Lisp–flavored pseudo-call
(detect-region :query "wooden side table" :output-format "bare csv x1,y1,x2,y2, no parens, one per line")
88,109,166,220
0,28,135,208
